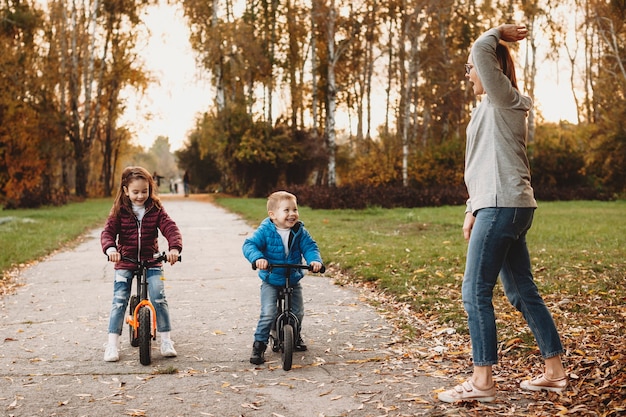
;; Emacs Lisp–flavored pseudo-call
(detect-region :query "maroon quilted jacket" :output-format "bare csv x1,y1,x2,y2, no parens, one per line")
100,201,183,270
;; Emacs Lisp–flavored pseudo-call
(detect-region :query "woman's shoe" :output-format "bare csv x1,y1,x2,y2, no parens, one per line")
520,374,567,393
437,380,496,403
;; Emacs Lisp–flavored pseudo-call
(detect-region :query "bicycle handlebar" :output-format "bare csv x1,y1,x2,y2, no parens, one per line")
252,263,325,274
110,251,182,265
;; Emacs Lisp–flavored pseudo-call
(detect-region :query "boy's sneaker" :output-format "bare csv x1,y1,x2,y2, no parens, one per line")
295,337,307,352
104,343,119,362
250,341,266,365
161,340,177,357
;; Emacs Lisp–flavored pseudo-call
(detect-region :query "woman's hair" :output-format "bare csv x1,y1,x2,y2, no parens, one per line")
267,191,297,212
496,41,518,90
110,166,162,218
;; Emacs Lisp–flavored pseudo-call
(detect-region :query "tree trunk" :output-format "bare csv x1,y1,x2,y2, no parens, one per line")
326,2,338,187
311,0,319,139
400,3,423,187
213,0,225,111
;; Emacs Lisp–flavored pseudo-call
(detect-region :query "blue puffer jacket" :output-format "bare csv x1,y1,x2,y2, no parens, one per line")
242,217,322,286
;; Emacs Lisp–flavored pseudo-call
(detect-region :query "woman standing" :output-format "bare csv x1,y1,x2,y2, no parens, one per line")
438,24,567,403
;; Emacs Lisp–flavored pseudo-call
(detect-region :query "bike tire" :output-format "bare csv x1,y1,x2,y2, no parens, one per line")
138,307,152,366
282,324,294,371
129,295,139,347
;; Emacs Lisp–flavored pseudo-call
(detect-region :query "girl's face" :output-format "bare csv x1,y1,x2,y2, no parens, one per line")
269,199,299,229
124,178,150,206
466,56,484,95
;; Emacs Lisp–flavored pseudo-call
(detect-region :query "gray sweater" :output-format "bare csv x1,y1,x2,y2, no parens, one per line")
465,28,537,214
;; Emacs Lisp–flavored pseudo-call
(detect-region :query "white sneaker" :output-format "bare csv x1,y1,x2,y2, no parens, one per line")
161,340,177,357
103,343,119,362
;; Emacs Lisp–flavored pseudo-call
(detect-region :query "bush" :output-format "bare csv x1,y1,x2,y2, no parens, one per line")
284,183,615,210
533,185,613,201
286,184,468,209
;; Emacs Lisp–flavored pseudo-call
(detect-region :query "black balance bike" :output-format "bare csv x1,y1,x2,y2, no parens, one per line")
118,252,181,365
252,263,325,371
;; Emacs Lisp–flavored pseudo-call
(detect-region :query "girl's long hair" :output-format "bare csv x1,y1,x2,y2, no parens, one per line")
110,166,162,218
496,41,518,90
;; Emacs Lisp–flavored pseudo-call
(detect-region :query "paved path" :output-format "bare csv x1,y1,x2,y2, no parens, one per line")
0,197,442,416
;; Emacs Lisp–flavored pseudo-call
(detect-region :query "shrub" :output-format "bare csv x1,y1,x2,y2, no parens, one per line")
286,184,468,209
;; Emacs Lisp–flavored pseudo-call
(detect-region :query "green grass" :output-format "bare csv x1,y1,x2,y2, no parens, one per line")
2,195,624,334
1,195,622,414
0,199,113,274
216,197,626,332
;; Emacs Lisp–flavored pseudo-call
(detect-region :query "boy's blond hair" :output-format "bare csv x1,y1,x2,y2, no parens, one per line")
267,191,297,212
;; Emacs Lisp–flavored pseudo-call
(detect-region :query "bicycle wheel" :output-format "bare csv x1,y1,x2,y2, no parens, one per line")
282,324,294,371
129,295,139,347
138,307,152,366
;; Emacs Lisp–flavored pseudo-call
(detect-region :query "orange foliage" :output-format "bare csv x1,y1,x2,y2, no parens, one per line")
0,103,47,207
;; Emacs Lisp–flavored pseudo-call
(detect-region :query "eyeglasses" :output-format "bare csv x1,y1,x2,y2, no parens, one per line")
465,64,473,74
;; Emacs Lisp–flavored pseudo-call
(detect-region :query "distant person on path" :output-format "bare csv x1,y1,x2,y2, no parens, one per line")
101,166,183,362
437,25,567,403
183,170,190,197
152,171,164,188
242,191,323,365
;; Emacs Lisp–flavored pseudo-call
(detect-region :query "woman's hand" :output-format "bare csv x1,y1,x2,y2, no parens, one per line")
498,24,528,42
463,212,475,242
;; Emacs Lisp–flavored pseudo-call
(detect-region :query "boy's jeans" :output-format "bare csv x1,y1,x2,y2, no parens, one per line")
107,268,172,335
462,207,564,366
255,281,303,344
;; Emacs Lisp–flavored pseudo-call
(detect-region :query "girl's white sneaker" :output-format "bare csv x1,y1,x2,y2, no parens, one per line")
103,344,119,362
160,340,177,357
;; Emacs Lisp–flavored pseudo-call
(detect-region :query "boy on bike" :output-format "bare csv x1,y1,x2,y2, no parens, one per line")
242,191,323,365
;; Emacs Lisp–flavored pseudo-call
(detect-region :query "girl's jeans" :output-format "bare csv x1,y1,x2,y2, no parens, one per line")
107,268,172,335
462,207,564,366
254,281,303,344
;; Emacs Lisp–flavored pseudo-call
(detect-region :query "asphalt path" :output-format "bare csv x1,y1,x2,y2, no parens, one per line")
0,196,443,417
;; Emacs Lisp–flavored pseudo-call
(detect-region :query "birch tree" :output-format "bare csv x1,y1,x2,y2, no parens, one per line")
321,0,359,186
54,0,104,197
398,1,426,186
183,0,228,111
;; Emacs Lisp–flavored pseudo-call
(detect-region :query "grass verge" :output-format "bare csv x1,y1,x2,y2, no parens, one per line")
217,197,625,333
0,198,113,291
217,196,626,415
1,195,623,414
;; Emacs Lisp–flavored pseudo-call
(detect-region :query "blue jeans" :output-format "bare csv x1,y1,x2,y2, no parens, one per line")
107,268,172,335
254,281,304,344
462,207,564,366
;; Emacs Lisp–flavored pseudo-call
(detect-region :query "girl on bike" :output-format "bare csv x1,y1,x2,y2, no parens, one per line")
101,166,182,362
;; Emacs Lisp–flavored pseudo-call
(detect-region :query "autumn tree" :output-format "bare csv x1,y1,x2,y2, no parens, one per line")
584,0,626,192
0,0,67,208
98,1,150,196
176,0,623,198
45,0,154,198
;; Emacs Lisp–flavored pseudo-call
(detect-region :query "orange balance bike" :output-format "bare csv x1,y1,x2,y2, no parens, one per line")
120,252,180,365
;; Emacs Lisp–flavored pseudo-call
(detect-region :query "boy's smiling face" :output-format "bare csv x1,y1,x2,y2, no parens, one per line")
269,198,299,229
